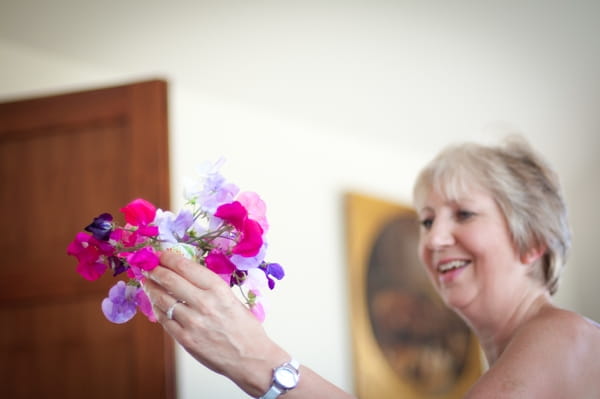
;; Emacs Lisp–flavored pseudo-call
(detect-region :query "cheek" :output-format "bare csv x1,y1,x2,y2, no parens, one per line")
463,226,509,257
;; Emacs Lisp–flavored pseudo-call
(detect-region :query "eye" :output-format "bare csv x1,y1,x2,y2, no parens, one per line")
456,209,475,222
420,217,433,230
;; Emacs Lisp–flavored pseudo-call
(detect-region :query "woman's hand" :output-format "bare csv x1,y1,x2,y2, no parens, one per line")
142,251,290,397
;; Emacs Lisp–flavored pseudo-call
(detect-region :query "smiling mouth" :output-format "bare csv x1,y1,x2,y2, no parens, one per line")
437,260,470,273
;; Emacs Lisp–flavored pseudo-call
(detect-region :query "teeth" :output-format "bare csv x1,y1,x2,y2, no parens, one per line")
438,260,469,272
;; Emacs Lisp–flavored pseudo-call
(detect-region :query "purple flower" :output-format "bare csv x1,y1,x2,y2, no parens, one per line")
102,281,138,323
84,213,114,241
108,256,127,276
261,262,285,290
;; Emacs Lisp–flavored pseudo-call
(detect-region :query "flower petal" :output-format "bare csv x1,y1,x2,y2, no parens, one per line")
120,198,157,226
101,282,137,323
205,252,236,275
215,201,247,230
232,219,263,257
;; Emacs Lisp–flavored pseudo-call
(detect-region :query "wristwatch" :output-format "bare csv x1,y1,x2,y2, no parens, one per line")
258,358,300,399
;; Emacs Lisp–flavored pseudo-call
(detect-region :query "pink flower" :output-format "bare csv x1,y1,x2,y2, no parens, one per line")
120,198,157,227
250,301,266,322
237,191,269,233
125,247,159,279
135,288,157,322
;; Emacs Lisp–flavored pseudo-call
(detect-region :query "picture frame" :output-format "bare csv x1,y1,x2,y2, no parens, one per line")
345,192,482,399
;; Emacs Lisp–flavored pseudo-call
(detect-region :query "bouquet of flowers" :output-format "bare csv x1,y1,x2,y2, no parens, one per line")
66,159,284,324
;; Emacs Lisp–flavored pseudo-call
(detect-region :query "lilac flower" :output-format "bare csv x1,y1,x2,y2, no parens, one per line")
244,268,270,293
183,159,240,213
199,180,239,214
102,281,138,323
84,213,114,241
154,208,197,243
231,244,266,270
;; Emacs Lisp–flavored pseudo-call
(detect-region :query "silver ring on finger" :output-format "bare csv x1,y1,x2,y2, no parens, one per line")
166,299,186,320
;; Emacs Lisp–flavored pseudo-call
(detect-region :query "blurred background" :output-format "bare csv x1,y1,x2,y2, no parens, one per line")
1,1,599,397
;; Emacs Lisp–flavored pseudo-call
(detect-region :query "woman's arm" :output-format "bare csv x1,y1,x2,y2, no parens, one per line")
143,251,354,399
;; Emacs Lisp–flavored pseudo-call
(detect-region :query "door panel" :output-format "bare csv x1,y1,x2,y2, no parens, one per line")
0,80,175,399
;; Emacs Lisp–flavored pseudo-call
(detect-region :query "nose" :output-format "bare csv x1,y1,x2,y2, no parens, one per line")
424,218,455,250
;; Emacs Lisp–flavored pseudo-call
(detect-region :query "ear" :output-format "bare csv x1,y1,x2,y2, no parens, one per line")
520,245,546,265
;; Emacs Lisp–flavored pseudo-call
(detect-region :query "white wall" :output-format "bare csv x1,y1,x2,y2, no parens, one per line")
1,2,599,397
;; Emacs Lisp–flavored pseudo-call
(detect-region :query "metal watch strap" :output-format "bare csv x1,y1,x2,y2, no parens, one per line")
258,358,300,399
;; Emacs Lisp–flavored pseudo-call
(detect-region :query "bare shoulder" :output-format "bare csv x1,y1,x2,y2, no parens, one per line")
467,308,600,398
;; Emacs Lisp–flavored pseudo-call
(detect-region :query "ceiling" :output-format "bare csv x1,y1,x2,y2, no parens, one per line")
1,1,599,169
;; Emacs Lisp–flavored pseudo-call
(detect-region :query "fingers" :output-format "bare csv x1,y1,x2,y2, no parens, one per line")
142,277,190,324
158,250,225,290
144,253,216,307
143,251,236,321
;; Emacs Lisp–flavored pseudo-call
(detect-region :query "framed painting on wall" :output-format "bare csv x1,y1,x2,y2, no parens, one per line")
345,192,482,399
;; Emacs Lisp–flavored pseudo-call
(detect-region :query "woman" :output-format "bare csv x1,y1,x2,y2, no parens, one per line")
143,137,600,398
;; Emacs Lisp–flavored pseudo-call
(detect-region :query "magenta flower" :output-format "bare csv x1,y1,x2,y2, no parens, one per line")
67,232,101,264
68,232,113,259
215,201,264,257
205,251,236,275
214,201,247,230
76,259,108,281
120,198,157,227
125,247,159,279
232,219,263,257
136,225,159,238
67,232,112,280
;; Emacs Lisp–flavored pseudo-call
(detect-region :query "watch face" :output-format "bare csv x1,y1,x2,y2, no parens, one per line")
274,366,298,389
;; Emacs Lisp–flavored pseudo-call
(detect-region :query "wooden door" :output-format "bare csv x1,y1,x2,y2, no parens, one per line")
0,80,175,399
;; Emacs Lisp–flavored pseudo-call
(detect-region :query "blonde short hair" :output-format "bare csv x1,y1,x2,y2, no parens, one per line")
413,137,571,295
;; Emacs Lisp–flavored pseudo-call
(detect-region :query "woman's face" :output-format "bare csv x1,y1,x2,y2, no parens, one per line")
417,187,523,312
